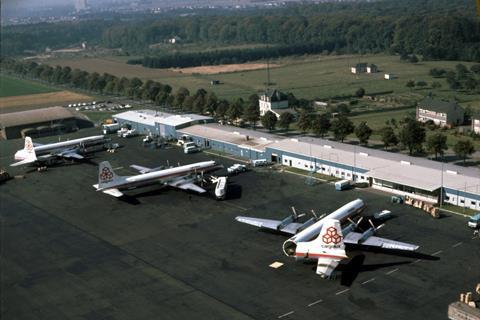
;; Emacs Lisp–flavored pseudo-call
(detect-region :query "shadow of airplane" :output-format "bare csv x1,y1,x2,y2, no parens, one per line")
337,254,412,286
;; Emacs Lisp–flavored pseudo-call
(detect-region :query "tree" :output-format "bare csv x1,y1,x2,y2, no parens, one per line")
399,120,426,155
471,64,480,74
297,110,312,133
337,103,351,115
278,112,295,131
311,113,331,137
330,115,354,142
216,100,229,120
204,92,218,115
409,55,418,63
431,81,442,89
355,87,365,98
426,133,448,159
354,121,373,145
406,80,415,89
416,81,427,88
227,100,244,126
380,126,398,149
261,111,277,131
243,103,261,129
453,139,475,165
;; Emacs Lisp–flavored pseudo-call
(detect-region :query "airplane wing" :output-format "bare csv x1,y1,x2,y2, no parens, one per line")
62,152,84,160
10,158,34,167
344,232,419,251
316,258,340,277
235,216,303,234
93,184,124,197
169,181,206,193
102,188,124,197
130,164,152,174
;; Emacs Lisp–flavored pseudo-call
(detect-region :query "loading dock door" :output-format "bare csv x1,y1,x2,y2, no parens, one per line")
271,154,278,162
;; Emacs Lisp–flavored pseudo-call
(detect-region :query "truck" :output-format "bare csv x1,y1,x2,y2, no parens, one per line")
251,159,268,167
335,179,352,191
468,213,480,229
214,176,228,200
177,134,193,146
183,142,200,154
102,123,120,134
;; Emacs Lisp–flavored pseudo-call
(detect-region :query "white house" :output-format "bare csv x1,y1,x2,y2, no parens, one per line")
259,89,289,118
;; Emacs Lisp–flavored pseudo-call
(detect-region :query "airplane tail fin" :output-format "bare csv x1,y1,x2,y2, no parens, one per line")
11,137,37,166
97,161,123,189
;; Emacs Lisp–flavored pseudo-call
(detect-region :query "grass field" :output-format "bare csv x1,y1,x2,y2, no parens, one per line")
44,54,480,109
0,74,58,97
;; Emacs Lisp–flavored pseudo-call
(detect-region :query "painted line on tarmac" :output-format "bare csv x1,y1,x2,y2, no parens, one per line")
335,288,350,295
452,242,463,248
361,278,375,285
412,259,422,264
307,299,323,307
278,311,294,318
113,166,124,170
386,268,399,275
223,202,249,211
432,250,443,256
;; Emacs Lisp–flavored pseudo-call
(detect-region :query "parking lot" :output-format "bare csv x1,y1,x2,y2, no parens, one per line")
1,128,479,319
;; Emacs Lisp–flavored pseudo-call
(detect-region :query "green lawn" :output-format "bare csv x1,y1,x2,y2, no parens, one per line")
0,74,58,97
151,54,480,104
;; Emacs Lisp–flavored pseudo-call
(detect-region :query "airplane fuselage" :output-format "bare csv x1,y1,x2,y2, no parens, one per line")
14,135,106,161
99,161,220,192
283,199,366,256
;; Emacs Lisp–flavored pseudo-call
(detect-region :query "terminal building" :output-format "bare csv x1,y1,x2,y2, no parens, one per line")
113,110,213,139
113,109,480,211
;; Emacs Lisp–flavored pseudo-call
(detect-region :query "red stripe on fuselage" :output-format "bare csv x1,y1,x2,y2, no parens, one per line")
295,252,346,260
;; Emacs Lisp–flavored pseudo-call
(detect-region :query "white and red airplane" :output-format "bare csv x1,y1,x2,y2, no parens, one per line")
236,199,419,278
93,160,222,198
11,135,107,167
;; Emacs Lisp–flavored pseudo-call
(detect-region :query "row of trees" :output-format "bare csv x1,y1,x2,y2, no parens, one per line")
128,43,329,69
378,119,475,163
2,2,479,63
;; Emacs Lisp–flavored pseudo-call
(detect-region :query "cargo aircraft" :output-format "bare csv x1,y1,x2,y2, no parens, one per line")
235,199,419,278
93,160,222,198
11,135,107,167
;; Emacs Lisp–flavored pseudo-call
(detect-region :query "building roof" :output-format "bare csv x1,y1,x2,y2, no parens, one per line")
418,97,464,115
113,110,212,128
268,136,480,194
262,89,287,102
0,106,76,128
178,123,278,152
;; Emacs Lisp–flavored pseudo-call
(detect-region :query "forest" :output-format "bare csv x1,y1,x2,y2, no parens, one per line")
1,0,479,66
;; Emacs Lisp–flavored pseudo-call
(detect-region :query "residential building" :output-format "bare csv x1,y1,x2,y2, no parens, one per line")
366,64,378,73
471,113,480,134
351,63,367,74
416,97,465,127
259,89,290,119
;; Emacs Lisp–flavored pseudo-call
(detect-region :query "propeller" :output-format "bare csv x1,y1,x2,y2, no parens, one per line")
368,219,384,232
347,216,364,230
291,207,306,220
312,210,327,221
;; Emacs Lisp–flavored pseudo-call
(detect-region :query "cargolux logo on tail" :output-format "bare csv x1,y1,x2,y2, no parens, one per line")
322,227,342,245
25,140,34,152
100,167,114,182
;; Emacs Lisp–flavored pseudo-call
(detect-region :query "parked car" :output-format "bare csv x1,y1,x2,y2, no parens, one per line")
227,163,247,175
